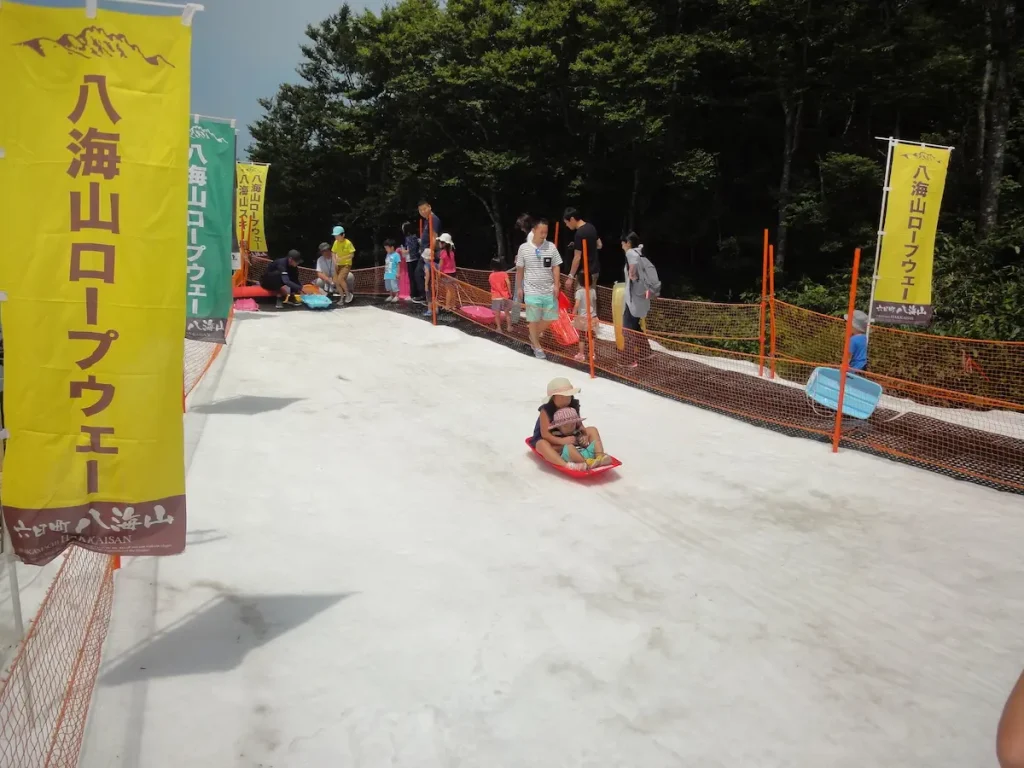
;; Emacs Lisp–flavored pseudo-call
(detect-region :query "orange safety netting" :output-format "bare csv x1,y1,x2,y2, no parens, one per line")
0,312,231,768
235,258,1024,493
0,549,115,768
184,310,234,401
426,268,1024,493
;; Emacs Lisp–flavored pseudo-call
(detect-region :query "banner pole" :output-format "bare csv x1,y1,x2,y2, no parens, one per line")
758,228,768,377
866,137,896,344
832,248,862,453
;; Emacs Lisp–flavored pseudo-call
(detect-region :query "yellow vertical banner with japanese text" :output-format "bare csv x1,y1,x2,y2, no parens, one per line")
872,142,952,327
0,2,190,565
235,162,269,253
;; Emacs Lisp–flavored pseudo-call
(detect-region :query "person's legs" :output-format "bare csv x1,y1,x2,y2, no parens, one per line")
413,260,425,300
336,265,353,302
622,304,643,365
561,443,586,462
584,426,604,454
582,426,611,466
535,439,565,465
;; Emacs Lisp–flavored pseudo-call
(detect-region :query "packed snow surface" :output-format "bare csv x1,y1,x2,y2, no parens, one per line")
80,307,1024,768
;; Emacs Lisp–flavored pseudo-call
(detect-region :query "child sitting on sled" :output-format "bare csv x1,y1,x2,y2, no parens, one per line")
530,377,612,472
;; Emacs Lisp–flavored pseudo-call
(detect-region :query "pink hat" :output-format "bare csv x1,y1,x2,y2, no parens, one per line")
551,407,584,431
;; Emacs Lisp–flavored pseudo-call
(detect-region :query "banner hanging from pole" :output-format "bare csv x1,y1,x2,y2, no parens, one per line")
0,1,191,565
187,116,235,343
871,141,952,327
235,162,269,253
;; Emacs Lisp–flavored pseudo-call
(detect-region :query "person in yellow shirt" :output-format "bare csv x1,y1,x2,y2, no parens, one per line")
331,225,356,304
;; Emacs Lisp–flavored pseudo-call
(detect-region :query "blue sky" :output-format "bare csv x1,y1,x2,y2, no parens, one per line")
16,0,384,151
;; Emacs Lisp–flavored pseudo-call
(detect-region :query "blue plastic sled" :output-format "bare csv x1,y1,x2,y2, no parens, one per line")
805,367,883,419
301,294,333,310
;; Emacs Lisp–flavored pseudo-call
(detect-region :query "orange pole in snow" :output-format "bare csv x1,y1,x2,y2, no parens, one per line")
832,248,862,453
582,240,595,379
758,229,768,377
768,243,777,380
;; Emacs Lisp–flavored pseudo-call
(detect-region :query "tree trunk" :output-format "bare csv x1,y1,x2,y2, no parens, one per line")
626,165,640,233
468,187,506,262
777,92,803,271
977,15,992,168
979,0,1016,240
490,189,506,263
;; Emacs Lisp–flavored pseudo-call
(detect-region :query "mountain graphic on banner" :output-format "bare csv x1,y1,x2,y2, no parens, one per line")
190,124,229,144
17,26,174,67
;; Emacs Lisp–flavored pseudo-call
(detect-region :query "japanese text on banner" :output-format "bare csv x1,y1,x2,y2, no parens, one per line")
873,142,952,327
186,117,235,343
0,2,190,565
235,162,269,253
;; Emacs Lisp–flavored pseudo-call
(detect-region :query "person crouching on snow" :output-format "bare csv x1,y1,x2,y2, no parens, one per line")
260,249,304,308
530,377,612,471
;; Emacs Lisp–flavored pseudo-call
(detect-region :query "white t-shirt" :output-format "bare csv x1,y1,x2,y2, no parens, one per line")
574,287,597,318
515,239,562,297
316,254,337,279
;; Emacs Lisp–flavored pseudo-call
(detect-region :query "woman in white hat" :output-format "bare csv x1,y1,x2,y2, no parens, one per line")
529,377,611,471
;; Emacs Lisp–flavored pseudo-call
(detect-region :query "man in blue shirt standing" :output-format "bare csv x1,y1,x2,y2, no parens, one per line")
845,309,869,371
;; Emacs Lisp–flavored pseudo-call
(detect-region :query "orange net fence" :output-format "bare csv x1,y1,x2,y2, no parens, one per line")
0,549,115,768
236,257,1024,492
0,313,231,768
423,267,1024,493
184,311,234,400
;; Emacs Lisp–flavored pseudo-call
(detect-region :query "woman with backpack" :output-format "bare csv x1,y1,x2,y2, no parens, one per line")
621,232,653,369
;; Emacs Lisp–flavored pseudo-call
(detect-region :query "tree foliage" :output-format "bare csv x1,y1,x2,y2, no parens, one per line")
249,0,1024,339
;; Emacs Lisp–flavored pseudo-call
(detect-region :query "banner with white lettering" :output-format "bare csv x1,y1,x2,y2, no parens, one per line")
186,116,234,343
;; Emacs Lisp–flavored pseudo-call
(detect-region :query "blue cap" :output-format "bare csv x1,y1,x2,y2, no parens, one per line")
332,225,344,236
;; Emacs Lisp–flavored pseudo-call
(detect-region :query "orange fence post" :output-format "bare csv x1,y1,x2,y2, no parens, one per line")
832,247,863,453
554,221,560,252
582,240,596,379
758,229,768,377
768,243,777,379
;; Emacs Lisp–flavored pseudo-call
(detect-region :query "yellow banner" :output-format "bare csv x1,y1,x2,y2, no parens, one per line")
0,2,190,565
872,142,951,327
236,162,269,253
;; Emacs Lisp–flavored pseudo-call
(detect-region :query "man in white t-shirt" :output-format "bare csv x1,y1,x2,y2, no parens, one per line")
515,218,562,360
314,242,338,296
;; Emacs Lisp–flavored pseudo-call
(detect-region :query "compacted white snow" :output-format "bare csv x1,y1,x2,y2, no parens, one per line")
80,306,1024,768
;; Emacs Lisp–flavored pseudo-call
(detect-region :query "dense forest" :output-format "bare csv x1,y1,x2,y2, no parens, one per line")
248,0,1023,340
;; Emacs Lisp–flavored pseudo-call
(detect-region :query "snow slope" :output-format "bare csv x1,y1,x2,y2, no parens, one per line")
80,306,1024,768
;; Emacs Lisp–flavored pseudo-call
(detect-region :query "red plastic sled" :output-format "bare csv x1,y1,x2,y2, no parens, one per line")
233,285,277,299
524,438,622,478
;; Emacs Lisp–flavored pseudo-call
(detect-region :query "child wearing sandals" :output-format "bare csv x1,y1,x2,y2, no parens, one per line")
572,282,597,362
530,377,612,472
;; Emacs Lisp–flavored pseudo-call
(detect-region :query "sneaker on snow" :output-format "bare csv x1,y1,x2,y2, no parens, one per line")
533,348,547,360
275,298,284,309
573,353,586,363
566,462,589,472
345,293,354,304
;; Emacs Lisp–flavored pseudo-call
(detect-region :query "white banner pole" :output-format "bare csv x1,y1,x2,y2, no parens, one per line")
865,137,897,343
192,113,237,126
